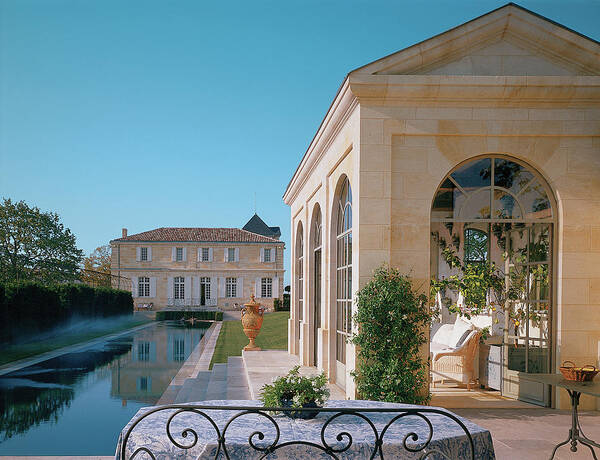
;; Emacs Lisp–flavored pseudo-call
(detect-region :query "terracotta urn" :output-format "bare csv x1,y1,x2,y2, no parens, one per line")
241,294,265,351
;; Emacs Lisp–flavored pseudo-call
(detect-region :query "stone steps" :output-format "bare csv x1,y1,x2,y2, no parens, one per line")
173,357,251,403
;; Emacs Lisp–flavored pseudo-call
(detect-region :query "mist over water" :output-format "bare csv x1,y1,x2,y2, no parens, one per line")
7,313,138,346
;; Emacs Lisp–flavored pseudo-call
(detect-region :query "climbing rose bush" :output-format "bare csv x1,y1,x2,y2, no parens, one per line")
351,266,431,404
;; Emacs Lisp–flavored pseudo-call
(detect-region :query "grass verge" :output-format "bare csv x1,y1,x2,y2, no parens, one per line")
0,315,152,366
209,311,289,369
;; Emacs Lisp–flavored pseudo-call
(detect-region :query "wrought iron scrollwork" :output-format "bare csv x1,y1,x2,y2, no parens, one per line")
119,404,476,460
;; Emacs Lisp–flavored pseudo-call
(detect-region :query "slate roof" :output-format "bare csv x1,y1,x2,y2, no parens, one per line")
111,227,281,243
242,214,281,239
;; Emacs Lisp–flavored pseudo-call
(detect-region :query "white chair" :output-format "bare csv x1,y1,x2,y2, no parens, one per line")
430,317,481,390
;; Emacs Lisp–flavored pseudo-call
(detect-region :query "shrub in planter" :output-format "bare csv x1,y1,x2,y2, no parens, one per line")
351,266,431,404
260,366,329,419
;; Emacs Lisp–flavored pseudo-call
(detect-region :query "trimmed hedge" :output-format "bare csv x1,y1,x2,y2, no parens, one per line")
273,298,289,312
0,281,133,344
155,310,223,321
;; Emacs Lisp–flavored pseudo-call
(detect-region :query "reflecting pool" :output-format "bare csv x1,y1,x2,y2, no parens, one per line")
0,321,207,455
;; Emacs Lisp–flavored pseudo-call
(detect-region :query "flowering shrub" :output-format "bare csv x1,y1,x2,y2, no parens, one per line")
351,266,431,404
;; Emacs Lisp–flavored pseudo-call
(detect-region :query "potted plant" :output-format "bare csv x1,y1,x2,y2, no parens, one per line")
260,366,329,419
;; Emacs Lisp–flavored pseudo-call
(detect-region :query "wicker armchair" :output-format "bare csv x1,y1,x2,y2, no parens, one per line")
431,327,481,390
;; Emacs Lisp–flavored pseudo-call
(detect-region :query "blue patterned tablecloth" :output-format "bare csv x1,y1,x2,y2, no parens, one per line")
115,400,495,459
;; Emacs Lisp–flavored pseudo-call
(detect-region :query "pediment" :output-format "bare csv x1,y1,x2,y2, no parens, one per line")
418,37,579,76
352,4,600,77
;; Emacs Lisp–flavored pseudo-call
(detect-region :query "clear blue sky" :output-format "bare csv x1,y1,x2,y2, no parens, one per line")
1,0,598,284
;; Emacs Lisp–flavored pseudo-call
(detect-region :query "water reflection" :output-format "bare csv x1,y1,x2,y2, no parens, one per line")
0,321,206,454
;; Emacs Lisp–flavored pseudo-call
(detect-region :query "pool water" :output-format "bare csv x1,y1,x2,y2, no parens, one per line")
0,321,207,455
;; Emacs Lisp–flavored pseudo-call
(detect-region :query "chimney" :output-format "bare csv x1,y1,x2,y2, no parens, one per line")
122,228,128,238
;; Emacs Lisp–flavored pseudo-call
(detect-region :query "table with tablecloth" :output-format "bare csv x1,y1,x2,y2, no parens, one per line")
115,400,495,459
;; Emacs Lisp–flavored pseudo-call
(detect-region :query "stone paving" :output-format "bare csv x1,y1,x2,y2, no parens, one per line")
242,349,346,401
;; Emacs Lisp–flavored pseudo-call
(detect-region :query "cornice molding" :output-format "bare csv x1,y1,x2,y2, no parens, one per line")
348,75,600,104
283,79,358,205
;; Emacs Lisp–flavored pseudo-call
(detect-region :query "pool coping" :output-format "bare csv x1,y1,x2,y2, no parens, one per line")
156,320,222,404
0,322,155,377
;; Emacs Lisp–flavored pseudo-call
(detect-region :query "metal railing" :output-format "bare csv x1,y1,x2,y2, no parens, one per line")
118,404,476,460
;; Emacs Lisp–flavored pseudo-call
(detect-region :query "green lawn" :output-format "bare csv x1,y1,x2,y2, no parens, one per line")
0,315,152,366
210,311,289,369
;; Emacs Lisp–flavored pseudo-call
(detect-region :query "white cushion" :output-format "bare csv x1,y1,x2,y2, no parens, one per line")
431,324,455,347
448,316,474,348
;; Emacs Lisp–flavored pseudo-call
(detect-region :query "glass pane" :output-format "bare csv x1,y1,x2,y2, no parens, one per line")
494,158,534,194
344,204,352,232
451,158,491,191
347,233,352,264
529,224,550,263
493,191,522,219
528,265,549,301
519,180,552,220
459,188,491,219
432,178,464,220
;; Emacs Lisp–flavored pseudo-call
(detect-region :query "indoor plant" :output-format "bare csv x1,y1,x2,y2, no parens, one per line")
260,366,329,419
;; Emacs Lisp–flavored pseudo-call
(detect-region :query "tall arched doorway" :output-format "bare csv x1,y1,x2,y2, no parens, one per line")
295,222,304,352
431,155,555,406
333,176,352,387
310,205,322,367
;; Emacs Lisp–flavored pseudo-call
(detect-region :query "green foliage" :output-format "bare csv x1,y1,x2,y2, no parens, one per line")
0,198,84,283
155,310,223,321
273,298,289,311
351,266,431,404
282,293,290,309
430,243,504,319
260,366,329,409
0,281,133,344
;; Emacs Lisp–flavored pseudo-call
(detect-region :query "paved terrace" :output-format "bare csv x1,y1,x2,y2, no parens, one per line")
5,327,597,459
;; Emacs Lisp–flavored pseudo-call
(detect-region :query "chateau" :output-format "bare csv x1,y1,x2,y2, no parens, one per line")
110,214,284,310
284,3,600,409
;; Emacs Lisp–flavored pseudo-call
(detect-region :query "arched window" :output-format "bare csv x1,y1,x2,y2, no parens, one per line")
464,228,488,264
312,208,322,332
335,177,352,366
431,156,555,404
296,223,304,323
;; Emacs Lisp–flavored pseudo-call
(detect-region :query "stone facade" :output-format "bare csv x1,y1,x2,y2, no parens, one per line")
283,4,600,409
110,223,285,311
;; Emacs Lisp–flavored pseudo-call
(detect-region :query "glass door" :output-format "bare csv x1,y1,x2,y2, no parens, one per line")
502,223,552,406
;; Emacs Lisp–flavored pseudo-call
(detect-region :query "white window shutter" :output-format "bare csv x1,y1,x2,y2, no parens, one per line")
237,277,243,298
260,248,264,262
132,277,138,297
171,247,176,261
197,248,202,261
235,248,240,262
219,277,225,297
183,247,187,261
148,247,152,261
193,276,200,299
209,248,213,262
273,277,279,298
136,247,141,262
255,277,261,298
150,277,157,298
184,276,192,302
224,248,228,262
168,277,174,299
210,277,217,300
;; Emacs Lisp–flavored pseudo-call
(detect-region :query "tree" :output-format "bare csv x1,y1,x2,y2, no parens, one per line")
0,198,84,283
81,245,112,287
83,245,111,273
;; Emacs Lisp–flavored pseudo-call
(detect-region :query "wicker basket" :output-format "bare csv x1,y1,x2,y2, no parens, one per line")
559,361,599,382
